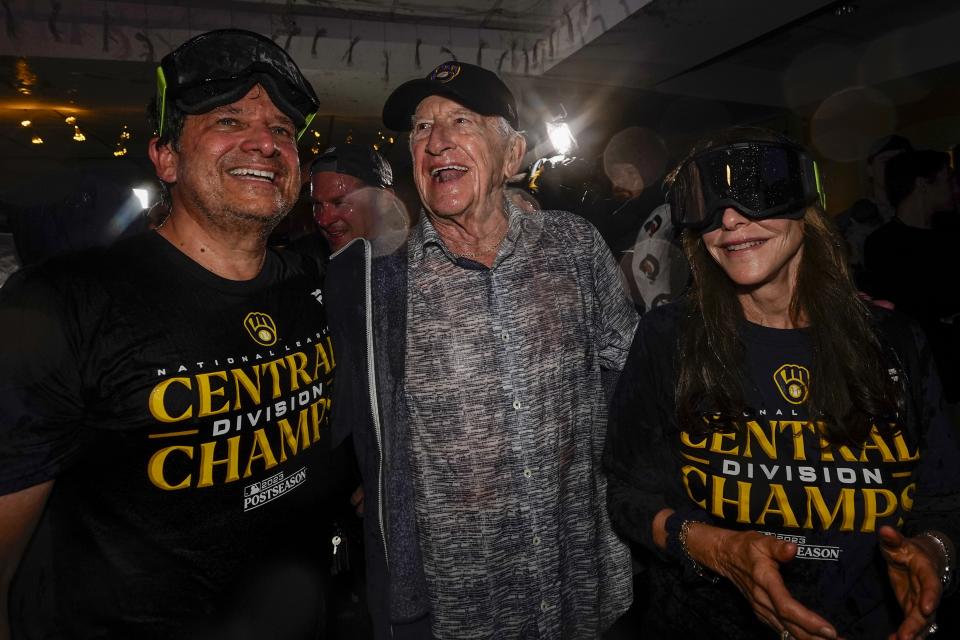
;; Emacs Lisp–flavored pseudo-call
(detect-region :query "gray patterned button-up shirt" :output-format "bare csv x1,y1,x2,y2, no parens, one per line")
405,200,638,639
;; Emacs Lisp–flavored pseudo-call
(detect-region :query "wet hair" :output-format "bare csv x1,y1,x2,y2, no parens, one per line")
146,95,187,150
145,96,187,212
673,127,900,444
884,149,950,209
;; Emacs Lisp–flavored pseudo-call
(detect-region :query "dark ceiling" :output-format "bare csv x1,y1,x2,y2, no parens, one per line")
2,0,960,210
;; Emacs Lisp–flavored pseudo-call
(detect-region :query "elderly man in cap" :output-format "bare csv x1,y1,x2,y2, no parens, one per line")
305,145,407,257
326,61,636,639
0,30,344,638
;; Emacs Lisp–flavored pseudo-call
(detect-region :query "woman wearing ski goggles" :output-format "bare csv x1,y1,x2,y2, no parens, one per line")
606,129,958,639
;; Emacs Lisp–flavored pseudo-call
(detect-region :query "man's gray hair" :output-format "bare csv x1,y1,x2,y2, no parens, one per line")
491,116,523,144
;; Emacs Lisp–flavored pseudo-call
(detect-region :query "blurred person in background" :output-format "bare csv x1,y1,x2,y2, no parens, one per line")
865,149,960,404
302,145,407,259
836,134,912,288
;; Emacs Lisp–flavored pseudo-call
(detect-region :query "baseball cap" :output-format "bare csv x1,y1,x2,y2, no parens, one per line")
156,29,320,139
382,61,518,132
310,145,393,189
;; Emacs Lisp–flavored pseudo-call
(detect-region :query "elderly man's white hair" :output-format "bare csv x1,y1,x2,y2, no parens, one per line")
408,114,522,153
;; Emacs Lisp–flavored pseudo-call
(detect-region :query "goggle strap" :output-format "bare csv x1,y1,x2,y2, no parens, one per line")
813,159,827,210
298,110,318,141
156,66,168,139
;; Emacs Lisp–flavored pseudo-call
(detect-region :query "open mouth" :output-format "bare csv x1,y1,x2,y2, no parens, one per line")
229,167,276,183
430,164,468,183
725,240,766,251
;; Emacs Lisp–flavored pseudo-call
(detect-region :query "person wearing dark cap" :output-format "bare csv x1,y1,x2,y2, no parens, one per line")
0,29,347,638
325,60,636,638
308,145,408,255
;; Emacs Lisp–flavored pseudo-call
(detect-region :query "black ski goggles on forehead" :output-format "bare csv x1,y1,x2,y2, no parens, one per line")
668,141,826,232
156,29,319,140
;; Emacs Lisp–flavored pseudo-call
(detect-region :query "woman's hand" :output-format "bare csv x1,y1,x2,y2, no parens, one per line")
879,526,944,640
689,524,838,640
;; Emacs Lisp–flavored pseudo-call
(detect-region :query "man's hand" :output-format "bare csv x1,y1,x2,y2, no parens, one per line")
879,525,943,640
350,484,365,517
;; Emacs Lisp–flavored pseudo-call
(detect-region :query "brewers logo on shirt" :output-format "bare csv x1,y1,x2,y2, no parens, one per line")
244,312,278,346
774,363,809,405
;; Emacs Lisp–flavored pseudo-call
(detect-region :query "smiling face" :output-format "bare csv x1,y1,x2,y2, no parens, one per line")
410,95,524,222
702,207,805,296
152,84,300,233
310,172,376,252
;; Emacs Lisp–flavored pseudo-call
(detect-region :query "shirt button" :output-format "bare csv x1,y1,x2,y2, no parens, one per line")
533,535,541,546
540,599,549,612
501,331,509,341
523,468,532,478
512,399,522,410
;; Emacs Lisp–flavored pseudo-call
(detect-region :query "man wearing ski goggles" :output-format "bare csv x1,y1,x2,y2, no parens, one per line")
667,140,826,233
0,30,340,639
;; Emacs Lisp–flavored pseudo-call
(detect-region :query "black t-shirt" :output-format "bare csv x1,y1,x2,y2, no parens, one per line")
0,232,344,639
605,303,960,639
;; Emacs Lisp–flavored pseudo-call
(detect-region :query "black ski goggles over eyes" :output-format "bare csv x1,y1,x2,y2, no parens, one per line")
156,29,320,140
668,141,826,232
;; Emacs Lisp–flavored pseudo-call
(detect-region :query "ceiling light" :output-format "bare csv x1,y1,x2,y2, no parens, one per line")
545,104,577,158
132,188,150,210
546,121,576,157
31,135,43,144
15,58,38,96
834,3,858,16
64,115,77,125
20,120,31,127
73,126,86,142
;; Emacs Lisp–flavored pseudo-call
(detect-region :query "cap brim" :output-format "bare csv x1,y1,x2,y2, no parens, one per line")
382,79,471,132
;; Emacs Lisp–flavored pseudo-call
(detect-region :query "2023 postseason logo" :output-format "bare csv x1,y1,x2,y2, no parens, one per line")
243,467,307,512
759,530,842,561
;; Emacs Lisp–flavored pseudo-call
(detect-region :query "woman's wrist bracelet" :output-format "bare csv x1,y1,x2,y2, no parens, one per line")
918,530,954,587
679,519,720,583
664,511,719,583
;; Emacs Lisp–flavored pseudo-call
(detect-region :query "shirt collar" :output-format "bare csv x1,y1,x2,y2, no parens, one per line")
410,195,544,268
